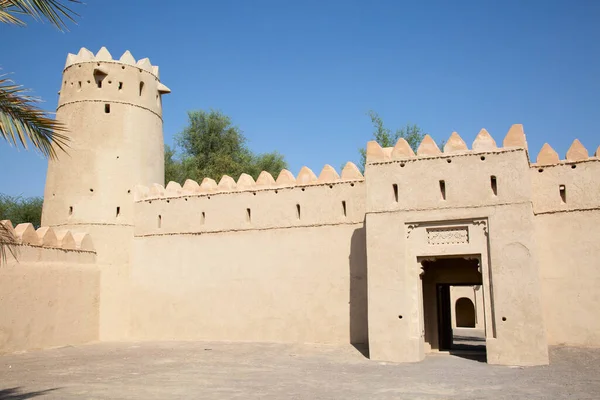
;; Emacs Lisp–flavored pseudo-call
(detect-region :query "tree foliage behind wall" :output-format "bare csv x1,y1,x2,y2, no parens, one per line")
358,110,426,172
165,110,288,184
358,110,447,172
0,194,43,228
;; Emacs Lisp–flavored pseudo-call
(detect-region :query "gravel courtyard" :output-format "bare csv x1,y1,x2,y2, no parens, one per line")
0,342,599,399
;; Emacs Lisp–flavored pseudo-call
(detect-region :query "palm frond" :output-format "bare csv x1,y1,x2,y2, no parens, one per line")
0,0,25,25
0,222,18,265
0,76,69,159
0,0,80,31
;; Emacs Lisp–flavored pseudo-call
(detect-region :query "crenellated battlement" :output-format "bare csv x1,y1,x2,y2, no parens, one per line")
530,139,600,214
134,162,364,202
366,124,528,164
364,124,599,216
63,47,162,78
57,47,170,119
364,125,531,214
132,163,365,237
1,220,94,252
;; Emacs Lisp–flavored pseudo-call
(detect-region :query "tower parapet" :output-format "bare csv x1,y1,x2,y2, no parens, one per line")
57,47,170,119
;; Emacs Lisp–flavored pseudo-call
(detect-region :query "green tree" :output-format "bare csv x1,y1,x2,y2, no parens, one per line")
0,194,43,228
0,0,81,263
358,110,426,172
164,144,188,185
166,110,288,184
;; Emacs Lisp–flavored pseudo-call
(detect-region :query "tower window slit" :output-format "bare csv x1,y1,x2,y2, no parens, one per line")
116,207,120,217
559,185,566,203
69,206,73,215
158,215,162,228
105,104,110,113
118,82,123,90
246,208,251,223
139,81,144,96
491,175,497,196
439,180,446,200
393,184,398,202
201,212,205,224
342,201,347,217
296,204,301,220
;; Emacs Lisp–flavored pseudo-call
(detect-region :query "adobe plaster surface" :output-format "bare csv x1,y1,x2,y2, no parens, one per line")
0,245,99,353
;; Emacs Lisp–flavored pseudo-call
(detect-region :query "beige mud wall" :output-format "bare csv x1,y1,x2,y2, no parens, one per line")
0,246,99,353
130,177,367,344
532,158,600,347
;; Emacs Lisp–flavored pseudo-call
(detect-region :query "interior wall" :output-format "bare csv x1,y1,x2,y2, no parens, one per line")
450,285,484,330
129,224,368,345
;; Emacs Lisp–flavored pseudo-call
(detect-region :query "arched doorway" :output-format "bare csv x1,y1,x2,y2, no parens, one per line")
455,297,476,328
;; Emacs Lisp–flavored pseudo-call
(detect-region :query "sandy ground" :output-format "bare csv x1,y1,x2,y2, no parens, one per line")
0,341,599,399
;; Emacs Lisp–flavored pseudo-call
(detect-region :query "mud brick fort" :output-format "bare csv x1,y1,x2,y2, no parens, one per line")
1,48,599,366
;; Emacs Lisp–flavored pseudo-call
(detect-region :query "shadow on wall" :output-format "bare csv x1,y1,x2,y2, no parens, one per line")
349,225,369,358
0,387,59,400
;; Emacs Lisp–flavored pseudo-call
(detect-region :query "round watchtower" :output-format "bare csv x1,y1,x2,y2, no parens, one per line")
42,47,170,263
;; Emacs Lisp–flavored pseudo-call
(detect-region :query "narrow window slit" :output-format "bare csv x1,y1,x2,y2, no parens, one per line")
139,81,145,96
105,104,110,113
116,207,120,217
296,204,301,220
69,206,73,215
118,82,123,90
439,180,446,200
559,185,566,203
246,208,251,223
342,201,347,217
490,175,497,196
393,184,398,202
201,212,205,224
158,215,162,228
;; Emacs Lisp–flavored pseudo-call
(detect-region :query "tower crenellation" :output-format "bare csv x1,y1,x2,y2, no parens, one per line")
58,47,169,120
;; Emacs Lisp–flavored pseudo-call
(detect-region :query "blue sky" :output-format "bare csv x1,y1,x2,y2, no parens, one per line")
1,0,599,197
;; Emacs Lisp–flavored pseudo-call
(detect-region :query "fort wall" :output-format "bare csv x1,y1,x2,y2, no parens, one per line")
128,165,369,344
0,222,98,353
530,142,600,347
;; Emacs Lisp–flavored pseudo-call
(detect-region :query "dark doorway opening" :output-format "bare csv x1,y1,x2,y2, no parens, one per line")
436,284,452,351
421,257,486,361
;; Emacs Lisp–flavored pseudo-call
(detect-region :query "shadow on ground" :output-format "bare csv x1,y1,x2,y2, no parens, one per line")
450,334,487,362
0,388,58,400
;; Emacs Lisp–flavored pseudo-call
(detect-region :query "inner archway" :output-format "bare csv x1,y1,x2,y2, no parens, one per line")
455,297,476,328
